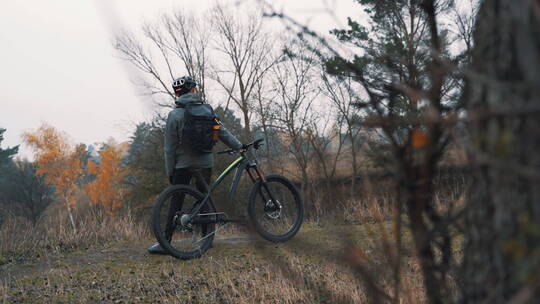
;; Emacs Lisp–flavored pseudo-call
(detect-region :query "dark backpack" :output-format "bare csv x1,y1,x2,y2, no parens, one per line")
182,103,219,153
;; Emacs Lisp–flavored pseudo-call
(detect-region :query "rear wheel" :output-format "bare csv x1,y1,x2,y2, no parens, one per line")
152,185,215,259
248,174,304,242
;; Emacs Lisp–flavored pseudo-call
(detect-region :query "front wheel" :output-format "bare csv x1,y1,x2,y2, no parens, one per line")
248,174,304,242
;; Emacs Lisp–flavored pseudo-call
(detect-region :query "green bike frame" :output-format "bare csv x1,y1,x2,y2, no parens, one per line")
187,151,267,218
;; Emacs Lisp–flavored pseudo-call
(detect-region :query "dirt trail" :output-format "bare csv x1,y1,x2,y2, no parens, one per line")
0,234,259,284
0,224,383,304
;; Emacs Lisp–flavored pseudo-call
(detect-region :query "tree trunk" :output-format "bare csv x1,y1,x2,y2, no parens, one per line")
348,127,358,201
242,106,251,140
461,1,540,302
67,205,77,232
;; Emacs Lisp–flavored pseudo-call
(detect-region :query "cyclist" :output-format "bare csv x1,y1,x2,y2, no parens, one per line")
148,76,243,254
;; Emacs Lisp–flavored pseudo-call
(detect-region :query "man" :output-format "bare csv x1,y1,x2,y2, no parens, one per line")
148,76,243,254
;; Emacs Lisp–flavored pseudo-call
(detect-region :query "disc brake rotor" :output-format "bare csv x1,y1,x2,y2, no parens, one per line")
264,199,282,219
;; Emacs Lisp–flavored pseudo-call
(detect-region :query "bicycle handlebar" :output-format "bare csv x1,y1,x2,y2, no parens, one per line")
216,138,264,155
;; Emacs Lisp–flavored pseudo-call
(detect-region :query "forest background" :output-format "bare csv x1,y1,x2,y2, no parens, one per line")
2,0,540,303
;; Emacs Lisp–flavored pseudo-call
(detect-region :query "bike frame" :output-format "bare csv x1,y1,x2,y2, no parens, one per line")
188,151,267,218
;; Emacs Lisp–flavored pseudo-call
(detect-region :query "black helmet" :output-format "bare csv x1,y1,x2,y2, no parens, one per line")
172,76,197,95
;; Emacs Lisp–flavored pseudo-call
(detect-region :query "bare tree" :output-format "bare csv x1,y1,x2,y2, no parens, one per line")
115,31,173,104
450,0,479,60
114,9,211,106
306,110,344,199
159,11,211,101
321,74,364,198
211,5,279,139
252,74,280,167
270,48,320,199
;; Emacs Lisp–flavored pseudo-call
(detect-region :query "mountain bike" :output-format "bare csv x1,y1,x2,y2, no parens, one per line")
151,138,304,260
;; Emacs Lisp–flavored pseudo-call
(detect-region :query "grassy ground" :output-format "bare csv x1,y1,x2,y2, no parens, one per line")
0,221,425,304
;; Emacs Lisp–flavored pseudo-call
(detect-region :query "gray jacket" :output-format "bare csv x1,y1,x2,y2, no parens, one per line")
164,93,242,176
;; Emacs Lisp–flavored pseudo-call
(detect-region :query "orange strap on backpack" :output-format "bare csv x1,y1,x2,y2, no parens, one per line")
212,124,221,141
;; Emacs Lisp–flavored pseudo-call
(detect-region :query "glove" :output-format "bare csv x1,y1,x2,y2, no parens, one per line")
168,176,174,184
253,138,264,149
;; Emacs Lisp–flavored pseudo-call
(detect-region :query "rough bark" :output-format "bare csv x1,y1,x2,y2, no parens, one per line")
461,0,540,302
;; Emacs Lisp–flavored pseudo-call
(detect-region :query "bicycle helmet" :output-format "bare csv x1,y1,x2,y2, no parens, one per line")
172,76,197,95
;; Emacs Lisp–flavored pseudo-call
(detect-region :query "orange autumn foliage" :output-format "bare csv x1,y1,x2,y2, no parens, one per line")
22,124,82,209
411,129,429,149
85,146,126,216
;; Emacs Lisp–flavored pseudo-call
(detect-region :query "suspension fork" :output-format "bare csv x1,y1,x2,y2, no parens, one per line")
247,165,279,205
246,164,263,183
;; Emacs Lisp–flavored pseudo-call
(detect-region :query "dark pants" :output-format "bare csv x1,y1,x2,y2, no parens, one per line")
172,167,212,192
166,168,212,241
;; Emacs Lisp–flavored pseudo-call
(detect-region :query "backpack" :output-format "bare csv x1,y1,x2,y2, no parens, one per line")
181,102,219,153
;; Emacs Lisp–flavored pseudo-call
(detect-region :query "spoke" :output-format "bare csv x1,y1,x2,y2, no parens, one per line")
194,222,229,245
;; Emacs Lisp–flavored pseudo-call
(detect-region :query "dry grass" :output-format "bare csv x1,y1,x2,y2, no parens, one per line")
0,176,466,303
1,222,428,303
266,142,467,184
1,207,149,260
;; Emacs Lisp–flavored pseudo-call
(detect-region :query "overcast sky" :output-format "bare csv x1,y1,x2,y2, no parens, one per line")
0,0,354,158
